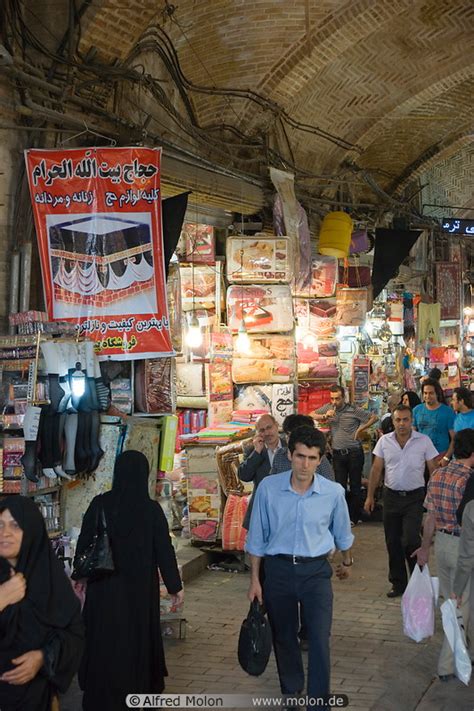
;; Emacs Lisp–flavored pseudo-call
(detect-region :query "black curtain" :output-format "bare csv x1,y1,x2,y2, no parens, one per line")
371,228,421,299
161,191,191,276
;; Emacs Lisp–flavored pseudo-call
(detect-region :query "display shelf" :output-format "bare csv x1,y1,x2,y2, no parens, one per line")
25,485,61,497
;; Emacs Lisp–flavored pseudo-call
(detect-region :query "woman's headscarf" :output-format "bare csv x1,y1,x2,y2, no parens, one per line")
107,450,152,537
0,496,83,704
400,391,421,410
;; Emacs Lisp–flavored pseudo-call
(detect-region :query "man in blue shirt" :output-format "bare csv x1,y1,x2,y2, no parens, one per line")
246,427,353,705
452,387,474,433
413,378,455,464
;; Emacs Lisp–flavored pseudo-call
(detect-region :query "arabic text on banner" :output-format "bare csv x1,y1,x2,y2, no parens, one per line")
25,147,173,360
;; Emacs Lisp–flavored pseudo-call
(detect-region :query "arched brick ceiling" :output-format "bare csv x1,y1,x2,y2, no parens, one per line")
77,0,474,211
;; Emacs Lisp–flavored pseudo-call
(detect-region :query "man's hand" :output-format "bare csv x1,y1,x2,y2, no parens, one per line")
248,579,263,604
253,435,265,454
325,409,336,419
0,650,44,685
335,564,351,580
354,428,363,441
0,572,26,612
170,589,184,610
450,591,462,608
411,546,429,567
438,457,449,468
364,495,375,514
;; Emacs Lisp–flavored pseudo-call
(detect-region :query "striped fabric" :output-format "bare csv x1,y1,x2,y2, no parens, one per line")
424,461,472,534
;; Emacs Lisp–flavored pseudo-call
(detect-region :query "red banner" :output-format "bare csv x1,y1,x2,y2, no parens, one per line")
25,147,173,360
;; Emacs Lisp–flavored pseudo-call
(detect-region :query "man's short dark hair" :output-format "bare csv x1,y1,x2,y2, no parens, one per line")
453,428,474,460
282,414,314,435
288,426,326,456
428,367,442,381
454,387,472,409
421,377,445,404
329,385,345,398
393,404,413,417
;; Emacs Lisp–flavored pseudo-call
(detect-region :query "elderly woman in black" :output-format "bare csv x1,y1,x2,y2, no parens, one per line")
0,496,84,711
77,450,183,711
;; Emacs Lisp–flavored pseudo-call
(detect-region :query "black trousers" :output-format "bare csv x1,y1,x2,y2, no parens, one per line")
382,487,425,592
264,556,333,701
332,446,364,523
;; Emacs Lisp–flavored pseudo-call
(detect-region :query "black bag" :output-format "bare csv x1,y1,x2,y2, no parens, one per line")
237,600,272,676
71,497,115,581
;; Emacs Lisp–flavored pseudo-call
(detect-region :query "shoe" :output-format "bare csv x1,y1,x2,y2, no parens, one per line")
438,674,455,682
386,588,404,598
350,521,356,527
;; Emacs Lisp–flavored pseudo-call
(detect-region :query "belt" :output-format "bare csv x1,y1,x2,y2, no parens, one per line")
384,486,425,497
332,446,362,456
437,528,460,537
273,553,328,565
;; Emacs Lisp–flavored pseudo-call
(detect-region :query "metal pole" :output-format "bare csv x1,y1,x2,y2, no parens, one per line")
8,251,20,334
20,242,32,313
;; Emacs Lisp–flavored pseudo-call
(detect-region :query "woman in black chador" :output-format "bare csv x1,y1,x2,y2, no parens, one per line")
0,496,83,710
77,450,183,711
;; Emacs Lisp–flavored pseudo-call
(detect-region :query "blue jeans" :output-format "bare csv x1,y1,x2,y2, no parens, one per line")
264,556,333,702
332,446,364,523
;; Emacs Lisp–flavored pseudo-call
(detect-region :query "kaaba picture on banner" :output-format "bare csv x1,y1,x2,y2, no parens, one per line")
47,212,157,318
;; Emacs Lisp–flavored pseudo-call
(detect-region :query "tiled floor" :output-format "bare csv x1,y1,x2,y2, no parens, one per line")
62,522,474,710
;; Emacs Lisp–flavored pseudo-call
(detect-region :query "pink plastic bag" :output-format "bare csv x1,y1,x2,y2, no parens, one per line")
402,564,434,642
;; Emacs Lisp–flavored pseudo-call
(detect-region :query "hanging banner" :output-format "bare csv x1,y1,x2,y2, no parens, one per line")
24,147,173,360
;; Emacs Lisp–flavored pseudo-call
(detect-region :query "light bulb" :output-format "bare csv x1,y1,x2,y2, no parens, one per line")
302,332,317,349
464,307,472,316
453,350,460,360
365,320,374,337
465,342,472,353
235,321,251,354
469,321,474,334
71,366,86,397
185,315,203,348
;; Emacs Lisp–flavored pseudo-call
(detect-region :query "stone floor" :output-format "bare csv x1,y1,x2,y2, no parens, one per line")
62,522,474,710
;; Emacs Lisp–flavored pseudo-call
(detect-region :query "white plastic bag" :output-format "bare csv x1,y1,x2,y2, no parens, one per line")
440,599,472,685
431,576,439,606
401,564,434,642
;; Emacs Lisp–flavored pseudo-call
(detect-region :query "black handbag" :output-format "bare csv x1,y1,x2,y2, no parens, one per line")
71,497,115,581
237,600,272,676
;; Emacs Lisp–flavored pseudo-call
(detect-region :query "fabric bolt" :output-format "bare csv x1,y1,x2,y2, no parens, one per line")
245,471,354,558
77,451,182,711
424,461,472,535
412,403,455,453
314,403,372,450
417,302,441,343
382,487,425,593
372,431,438,491
453,410,474,432
0,496,83,711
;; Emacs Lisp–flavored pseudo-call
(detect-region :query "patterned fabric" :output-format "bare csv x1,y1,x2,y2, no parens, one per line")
222,494,249,551
424,461,472,534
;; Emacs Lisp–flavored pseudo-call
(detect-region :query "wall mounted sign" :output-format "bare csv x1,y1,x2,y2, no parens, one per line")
441,218,474,235
25,147,172,360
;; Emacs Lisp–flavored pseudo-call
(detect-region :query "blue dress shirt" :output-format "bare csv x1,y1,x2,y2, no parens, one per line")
245,470,354,558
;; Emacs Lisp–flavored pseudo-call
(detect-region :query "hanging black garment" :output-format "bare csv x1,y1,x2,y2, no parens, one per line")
0,496,84,711
77,450,182,711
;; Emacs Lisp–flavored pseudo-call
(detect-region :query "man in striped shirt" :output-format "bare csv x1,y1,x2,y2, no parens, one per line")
313,386,377,525
412,428,474,681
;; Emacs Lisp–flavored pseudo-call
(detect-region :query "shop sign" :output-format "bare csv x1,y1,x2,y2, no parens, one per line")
441,218,474,235
24,147,172,360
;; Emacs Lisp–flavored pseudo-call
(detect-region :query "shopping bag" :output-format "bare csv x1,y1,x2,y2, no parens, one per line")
401,564,434,642
440,599,472,685
237,600,272,676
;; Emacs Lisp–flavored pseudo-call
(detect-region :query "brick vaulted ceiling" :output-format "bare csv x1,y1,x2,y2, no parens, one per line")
28,1,474,214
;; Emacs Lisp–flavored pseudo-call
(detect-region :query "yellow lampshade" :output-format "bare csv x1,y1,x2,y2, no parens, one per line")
318,211,353,258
